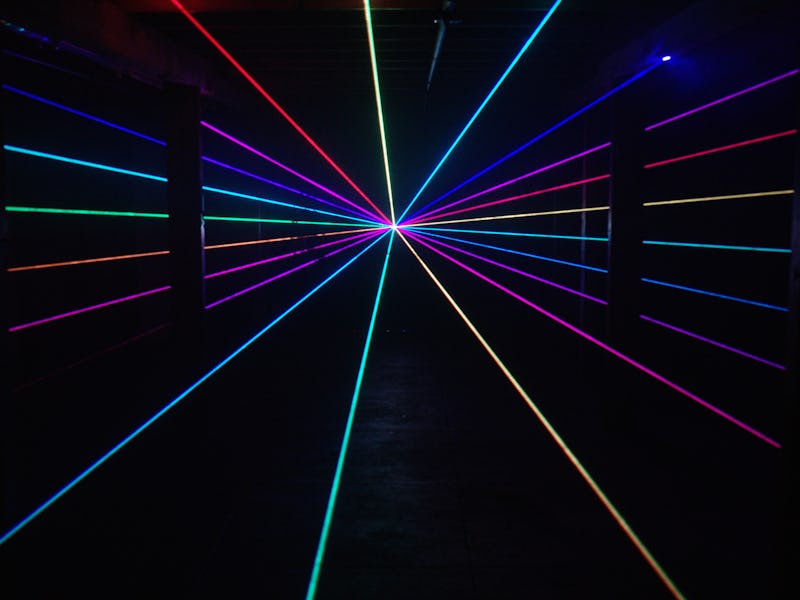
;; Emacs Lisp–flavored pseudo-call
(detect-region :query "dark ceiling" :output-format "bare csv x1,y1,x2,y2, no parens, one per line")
3,0,706,210
120,0,699,95
98,1,702,205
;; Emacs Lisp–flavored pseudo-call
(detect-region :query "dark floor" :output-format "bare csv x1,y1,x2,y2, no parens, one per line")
1,247,784,599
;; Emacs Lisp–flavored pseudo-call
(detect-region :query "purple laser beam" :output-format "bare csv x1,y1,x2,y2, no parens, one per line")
645,69,800,131
9,286,170,332
640,314,785,371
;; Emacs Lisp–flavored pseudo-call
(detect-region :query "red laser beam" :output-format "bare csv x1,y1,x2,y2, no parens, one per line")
169,0,389,224
644,129,797,169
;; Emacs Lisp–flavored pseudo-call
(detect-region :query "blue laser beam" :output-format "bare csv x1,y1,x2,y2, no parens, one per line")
641,277,788,312
415,229,608,273
0,231,389,547
3,84,166,145
403,61,662,223
398,0,562,222
305,232,394,600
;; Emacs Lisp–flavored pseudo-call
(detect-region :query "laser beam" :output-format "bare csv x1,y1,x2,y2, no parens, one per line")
645,69,800,131
402,61,662,221
398,231,687,600
306,232,393,600
415,229,608,273
6,206,365,228
206,231,382,309
3,84,166,145
4,145,379,225
414,226,608,243
640,314,785,371
7,249,169,272
410,230,606,303
404,230,780,448
9,285,170,332
205,230,379,279
0,231,389,547
398,0,563,221
202,121,384,222
4,144,167,182
411,142,611,223
642,278,788,312
644,129,797,169
169,0,388,222
643,189,794,207
643,240,789,253
203,186,380,225
2,85,367,219
409,174,610,224
415,205,609,227
364,0,396,223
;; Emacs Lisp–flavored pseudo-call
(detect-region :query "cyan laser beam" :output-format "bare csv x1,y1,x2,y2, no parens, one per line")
0,231,389,547
4,145,167,182
405,230,780,448
398,232,687,600
643,240,790,253
398,0,562,222
403,60,661,222
305,232,394,600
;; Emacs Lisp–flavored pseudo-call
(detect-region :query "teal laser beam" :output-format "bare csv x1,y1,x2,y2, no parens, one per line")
305,232,394,600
